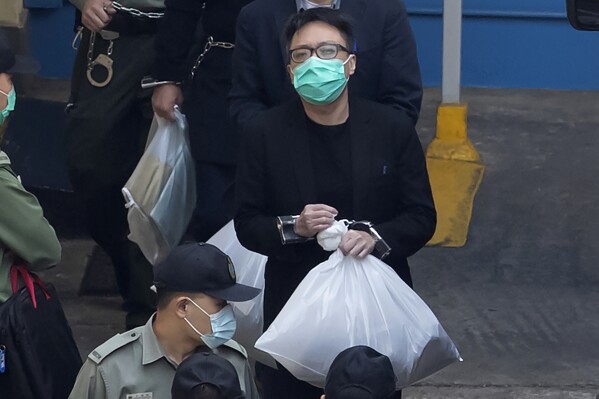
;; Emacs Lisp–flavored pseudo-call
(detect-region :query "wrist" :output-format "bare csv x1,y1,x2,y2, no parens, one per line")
348,221,391,259
276,215,312,245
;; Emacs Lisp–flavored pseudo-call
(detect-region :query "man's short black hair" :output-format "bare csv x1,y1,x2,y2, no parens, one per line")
156,288,179,310
284,8,355,52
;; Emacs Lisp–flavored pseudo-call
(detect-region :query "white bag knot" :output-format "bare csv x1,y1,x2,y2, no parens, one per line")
317,220,348,251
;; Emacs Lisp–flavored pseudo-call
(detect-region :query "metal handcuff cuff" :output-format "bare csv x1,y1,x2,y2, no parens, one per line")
84,1,164,88
140,37,234,89
86,30,118,88
140,36,235,89
276,217,392,259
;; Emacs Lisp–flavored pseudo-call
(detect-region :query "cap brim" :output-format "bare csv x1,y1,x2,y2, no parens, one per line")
9,55,40,74
205,283,261,302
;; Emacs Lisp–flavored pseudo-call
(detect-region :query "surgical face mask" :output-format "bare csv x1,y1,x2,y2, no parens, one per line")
183,298,237,349
292,55,353,105
0,86,16,126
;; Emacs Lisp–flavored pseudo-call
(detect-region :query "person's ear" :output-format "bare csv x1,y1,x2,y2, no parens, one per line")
346,54,356,77
174,296,189,318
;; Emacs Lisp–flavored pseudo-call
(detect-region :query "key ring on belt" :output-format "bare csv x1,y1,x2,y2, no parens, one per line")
190,36,235,79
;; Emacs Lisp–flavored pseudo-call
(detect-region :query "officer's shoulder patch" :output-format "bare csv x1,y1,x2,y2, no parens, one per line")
222,339,248,358
88,327,143,364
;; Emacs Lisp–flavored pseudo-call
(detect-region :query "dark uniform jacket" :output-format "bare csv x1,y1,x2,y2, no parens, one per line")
154,0,253,165
234,97,436,328
229,0,423,129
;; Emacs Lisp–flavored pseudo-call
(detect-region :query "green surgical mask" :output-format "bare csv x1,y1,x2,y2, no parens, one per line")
292,55,353,105
0,86,16,126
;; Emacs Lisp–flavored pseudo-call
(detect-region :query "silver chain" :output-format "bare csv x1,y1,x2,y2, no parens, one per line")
87,32,97,69
190,36,235,78
111,1,164,19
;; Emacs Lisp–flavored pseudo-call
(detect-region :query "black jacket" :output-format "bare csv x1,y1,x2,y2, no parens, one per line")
153,0,252,164
229,0,423,129
234,97,436,327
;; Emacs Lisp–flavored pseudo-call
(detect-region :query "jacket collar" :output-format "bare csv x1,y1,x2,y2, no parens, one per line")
295,0,341,11
0,150,10,167
142,315,176,367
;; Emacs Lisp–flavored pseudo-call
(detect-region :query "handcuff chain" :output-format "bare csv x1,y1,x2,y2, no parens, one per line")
111,1,164,19
86,31,97,69
190,36,235,78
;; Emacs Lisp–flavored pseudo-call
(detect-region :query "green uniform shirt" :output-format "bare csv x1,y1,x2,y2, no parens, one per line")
69,316,260,399
69,0,165,12
0,150,61,302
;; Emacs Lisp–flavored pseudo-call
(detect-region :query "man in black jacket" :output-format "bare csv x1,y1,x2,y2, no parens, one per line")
152,0,252,241
230,0,422,129
234,9,435,399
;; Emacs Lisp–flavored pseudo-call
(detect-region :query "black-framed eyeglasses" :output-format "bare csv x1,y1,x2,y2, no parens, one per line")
289,43,351,63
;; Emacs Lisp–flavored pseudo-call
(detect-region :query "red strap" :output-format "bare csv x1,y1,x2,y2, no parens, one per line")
9,263,51,308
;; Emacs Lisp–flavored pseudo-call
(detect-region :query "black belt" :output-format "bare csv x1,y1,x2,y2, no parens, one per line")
104,11,162,36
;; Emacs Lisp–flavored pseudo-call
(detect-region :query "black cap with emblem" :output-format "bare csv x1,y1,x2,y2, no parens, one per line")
153,242,260,302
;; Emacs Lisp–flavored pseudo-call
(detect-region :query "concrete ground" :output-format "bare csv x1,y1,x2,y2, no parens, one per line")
34,88,599,398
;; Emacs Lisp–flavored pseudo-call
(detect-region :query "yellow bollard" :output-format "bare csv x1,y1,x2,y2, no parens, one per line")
425,103,485,247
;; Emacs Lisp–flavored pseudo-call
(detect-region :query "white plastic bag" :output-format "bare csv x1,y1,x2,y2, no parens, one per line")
122,109,196,265
207,221,275,367
255,249,461,389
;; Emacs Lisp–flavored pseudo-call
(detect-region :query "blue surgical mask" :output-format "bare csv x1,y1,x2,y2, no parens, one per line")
184,298,237,349
0,86,16,126
292,55,353,105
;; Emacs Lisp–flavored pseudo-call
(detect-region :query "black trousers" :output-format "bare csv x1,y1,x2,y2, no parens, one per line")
183,47,238,242
66,30,156,328
188,162,236,242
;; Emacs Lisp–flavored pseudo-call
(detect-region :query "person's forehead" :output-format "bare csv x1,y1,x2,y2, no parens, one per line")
291,21,345,47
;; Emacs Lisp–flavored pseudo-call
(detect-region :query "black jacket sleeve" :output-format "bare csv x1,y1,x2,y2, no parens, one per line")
377,0,423,124
234,120,288,257
152,0,204,82
374,115,436,259
229,6,270,129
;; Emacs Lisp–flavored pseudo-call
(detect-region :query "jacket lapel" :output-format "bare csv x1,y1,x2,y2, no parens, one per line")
348,97,374,216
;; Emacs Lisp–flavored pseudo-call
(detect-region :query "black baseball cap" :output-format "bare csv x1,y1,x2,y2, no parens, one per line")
171,352,245,399
325,346,397,399
0,30,40,74
153,243,260,302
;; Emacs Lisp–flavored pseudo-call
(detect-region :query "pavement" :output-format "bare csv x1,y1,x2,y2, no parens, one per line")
33,87,599,398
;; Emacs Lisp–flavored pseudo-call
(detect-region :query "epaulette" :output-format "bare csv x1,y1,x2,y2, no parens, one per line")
222,339,248,358
87,327,143,365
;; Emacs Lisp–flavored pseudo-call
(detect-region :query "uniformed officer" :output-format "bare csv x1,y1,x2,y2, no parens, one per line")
68,243,261,399
66,0,164,328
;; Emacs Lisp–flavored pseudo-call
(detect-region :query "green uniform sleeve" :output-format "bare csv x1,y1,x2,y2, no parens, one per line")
0,168,61,271
68,359,108,399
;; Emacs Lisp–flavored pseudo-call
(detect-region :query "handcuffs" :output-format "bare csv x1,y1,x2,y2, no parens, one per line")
86,30,119,88
276,217,392,259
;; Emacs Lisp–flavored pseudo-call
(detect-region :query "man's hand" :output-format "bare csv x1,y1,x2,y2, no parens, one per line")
152,84,183,121
294,204,338,238
82,0,116,32
339,230,375,258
